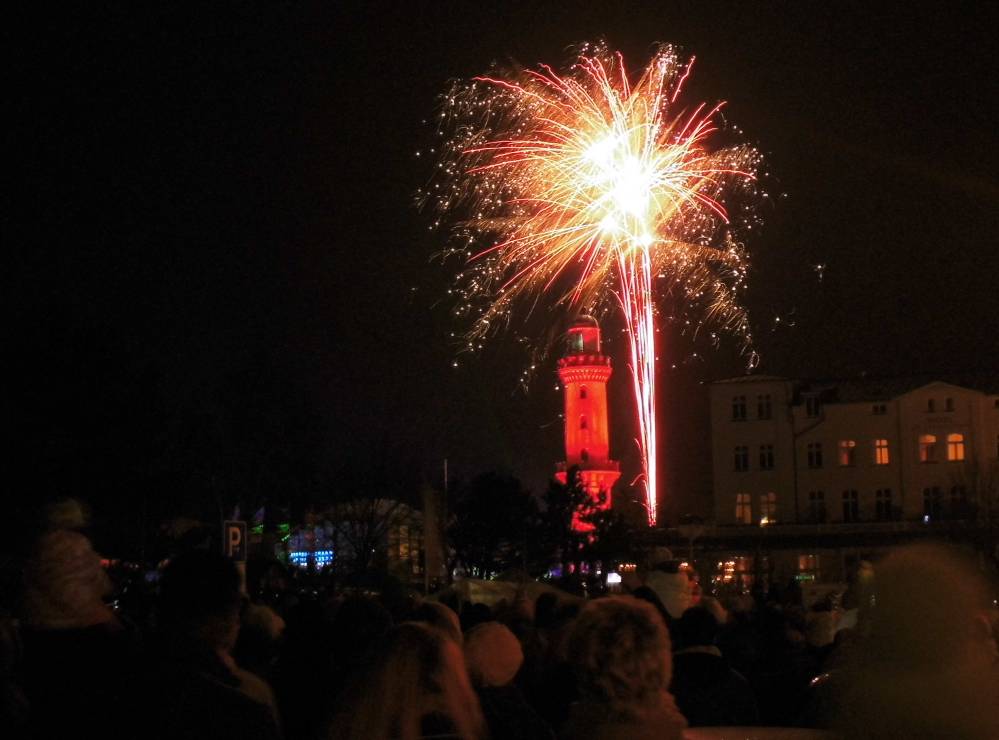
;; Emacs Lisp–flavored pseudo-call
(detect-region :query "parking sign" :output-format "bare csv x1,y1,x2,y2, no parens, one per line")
223,520,247,562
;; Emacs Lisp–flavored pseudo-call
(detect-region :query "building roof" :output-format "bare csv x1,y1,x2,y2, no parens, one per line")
712,372,999,403
712,374,788,385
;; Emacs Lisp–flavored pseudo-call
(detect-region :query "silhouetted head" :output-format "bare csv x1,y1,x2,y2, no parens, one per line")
331,622,484,740
411,600,462,645
464,621,523,688
568,596,673,710
675,606,720,649
535,591,559,629
158,550,242,651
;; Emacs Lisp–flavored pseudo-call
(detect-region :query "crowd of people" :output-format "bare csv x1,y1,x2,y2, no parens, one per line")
2,523,998,739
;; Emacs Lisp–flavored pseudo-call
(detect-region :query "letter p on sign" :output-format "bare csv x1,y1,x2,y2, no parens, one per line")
223,521,247,562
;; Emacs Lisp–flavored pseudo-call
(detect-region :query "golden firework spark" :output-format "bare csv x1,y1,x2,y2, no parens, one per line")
427,42,762,525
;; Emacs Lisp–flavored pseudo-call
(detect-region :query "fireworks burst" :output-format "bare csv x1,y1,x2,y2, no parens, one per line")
424,42,762,526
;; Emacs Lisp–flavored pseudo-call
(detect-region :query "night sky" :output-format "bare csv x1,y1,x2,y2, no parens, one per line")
10,3,999,545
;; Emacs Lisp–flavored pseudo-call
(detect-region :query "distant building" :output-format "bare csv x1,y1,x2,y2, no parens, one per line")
695,376,999,590
285,500,427,583
555,317,621,530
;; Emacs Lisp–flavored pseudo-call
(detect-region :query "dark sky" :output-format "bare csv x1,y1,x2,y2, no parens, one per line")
10,2,999,535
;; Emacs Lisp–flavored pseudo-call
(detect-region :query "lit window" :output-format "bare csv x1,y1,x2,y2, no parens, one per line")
805,396,821,417
946,433,965,461
927,399,936,412
872,403,887,415
875,489,893,521
945,397,954,411
289,551,309,569
923,486,942,519
807,490,826,523
580,386,587,400
919,434,937,463
842,490,859,522
734,446,749,472
798,554,820,580
735,493,752,524
580,416,588,430
757,394,772,420
838,440,857,466
759,444,774,470
314,550,334,569
759,492,777,523
732,395,747,421
874,438,890,465
807,442,823,469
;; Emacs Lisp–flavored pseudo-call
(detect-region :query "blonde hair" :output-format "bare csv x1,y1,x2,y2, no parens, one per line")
567,596,673,712
330,622,485,740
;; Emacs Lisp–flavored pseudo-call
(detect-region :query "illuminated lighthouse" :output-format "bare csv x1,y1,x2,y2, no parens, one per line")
556,316,621,530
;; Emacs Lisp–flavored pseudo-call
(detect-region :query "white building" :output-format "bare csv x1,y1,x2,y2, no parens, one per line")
699,375,999,587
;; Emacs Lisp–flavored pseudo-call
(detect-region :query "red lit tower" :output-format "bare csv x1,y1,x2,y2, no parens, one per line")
556,316,621,529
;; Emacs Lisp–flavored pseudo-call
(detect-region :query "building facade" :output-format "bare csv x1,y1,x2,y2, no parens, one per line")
698,376,999,589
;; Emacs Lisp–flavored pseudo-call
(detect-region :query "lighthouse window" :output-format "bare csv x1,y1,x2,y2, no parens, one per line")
580,387,587,399
580,416,588,430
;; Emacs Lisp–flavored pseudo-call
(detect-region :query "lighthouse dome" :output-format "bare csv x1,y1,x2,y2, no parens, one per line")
566,315,602,354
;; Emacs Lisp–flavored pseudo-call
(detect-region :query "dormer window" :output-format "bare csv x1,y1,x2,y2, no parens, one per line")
805,396,821,417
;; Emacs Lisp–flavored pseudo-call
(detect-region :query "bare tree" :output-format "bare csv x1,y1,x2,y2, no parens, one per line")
329,497,409,576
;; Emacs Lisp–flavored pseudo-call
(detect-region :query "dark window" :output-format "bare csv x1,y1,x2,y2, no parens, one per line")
807,442,823,469
759,444,774,470
808,491,826,523
580,416,587,430
945,397,954,411
875,489,893,521
842,490,859,522
950,485,968,518
923,486,942,520
734,446,749,472
757,394,772,420
927,399,936,412
732,396,747,421
580,449,589,463
872,403,887,415
580,386,587,400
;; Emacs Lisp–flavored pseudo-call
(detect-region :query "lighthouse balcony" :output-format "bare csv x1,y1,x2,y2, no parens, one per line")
556,459,620,474
557,354,611,368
